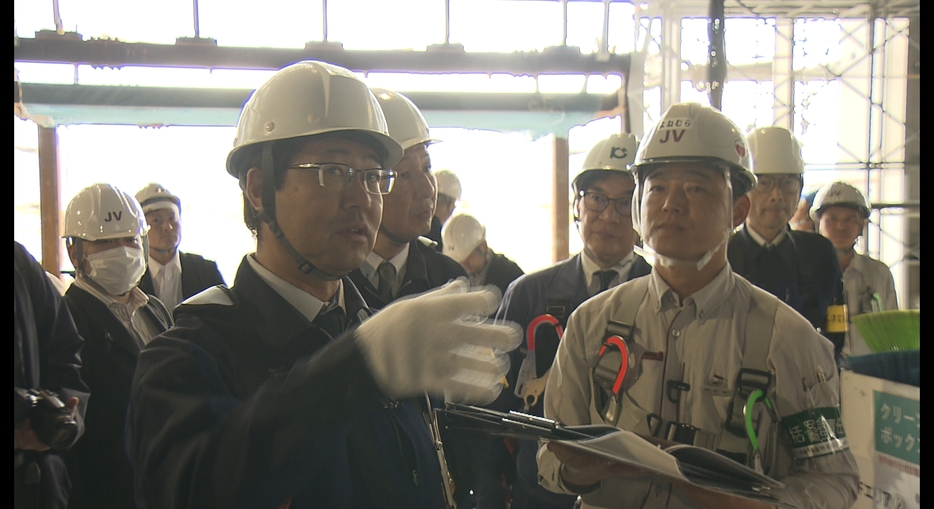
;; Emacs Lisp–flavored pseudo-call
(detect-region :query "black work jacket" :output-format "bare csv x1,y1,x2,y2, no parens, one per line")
62,285,171,509
126,256,447,509
729,224,842,332
14,242,89,509
137,251,226,305
349,239,467,310
483,251,525,296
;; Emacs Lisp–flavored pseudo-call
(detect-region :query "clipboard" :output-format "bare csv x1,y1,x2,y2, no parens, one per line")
438,404,798,508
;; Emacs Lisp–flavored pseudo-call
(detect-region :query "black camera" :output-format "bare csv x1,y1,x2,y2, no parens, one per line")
14,388,79,451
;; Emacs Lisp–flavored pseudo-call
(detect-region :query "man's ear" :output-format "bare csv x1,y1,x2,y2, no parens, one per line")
732,194,751,228
245,167,264,213
572,198,582,223
66,242,81,271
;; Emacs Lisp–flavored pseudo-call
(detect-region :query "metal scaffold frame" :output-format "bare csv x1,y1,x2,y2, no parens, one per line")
633,0,918,309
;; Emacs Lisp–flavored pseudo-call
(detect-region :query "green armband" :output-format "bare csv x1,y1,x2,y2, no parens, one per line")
781,407,849,459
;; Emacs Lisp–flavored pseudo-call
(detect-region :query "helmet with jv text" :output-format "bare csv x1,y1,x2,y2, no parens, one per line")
442,214,486,263
63,183,149,242
630,103,755,235
747,126,805,175
572,133,639,196
371,88,437,151
135,182,181,214
226,61,403,177
810,181,871,224
435,170,462,201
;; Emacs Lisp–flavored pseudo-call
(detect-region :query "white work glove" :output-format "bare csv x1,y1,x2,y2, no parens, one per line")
356,279,522,405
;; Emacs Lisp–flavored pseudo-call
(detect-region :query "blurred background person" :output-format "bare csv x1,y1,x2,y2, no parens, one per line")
443,213,524,294
427,169,462,251
810,181,898,357
135,183,225,310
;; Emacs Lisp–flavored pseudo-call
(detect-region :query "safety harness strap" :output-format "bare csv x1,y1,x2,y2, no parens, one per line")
593,277,650,423
717,288,778,463
591,278,779,468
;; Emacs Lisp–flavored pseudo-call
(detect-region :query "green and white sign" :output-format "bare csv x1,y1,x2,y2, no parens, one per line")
873,391,920,467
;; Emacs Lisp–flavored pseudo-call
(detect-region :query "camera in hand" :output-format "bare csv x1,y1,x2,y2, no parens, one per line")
14,388,79,451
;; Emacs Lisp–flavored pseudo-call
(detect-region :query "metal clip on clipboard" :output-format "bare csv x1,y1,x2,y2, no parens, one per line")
438,403,613,442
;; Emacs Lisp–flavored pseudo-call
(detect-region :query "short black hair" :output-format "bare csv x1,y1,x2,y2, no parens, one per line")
236,138,308,236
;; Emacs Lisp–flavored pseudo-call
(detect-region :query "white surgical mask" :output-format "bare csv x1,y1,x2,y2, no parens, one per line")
85,246,147,296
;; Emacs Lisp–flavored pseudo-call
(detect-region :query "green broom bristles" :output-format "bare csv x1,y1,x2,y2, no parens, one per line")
851,310,920,353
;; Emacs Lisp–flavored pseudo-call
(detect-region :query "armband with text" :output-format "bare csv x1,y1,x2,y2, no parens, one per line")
781,407,849,459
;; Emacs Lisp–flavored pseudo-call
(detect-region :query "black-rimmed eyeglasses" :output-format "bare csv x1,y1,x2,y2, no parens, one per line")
580,191,632,215
287,162,397,195
754,175,801,195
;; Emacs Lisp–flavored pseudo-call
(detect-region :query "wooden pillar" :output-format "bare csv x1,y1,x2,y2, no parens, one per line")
552,136,570,264
37,126,62,275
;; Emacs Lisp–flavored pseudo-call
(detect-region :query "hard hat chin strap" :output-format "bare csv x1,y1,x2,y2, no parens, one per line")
256,144,342,282
378,224,413,246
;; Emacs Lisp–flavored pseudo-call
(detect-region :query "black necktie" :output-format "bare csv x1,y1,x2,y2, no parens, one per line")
313,305,345,339
596,270,617,293
377,261,396,303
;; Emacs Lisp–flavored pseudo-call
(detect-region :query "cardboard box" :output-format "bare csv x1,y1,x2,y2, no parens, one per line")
841,369,920,509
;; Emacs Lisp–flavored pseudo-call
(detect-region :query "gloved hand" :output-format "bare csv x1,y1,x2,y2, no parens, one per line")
356,279,522,404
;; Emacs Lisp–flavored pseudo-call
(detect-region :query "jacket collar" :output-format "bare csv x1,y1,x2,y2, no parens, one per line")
230,257,370,350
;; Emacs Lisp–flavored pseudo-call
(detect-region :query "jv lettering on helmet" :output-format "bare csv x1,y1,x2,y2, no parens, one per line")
104,211,123,222
658,130,686,143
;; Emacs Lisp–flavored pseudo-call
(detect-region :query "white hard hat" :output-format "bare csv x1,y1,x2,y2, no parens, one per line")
631,103,755,235
63,183,149,241
810,181,870,223
435,170,462,201
442,214,486,263
371,88,437,151
746,126,804,175
226,61,404,177
135,183,181,214
573,133,638,195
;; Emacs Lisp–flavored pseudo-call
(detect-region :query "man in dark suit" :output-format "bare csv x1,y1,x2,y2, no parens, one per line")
495,133,652,509
135,183,225,309
728,127,842,334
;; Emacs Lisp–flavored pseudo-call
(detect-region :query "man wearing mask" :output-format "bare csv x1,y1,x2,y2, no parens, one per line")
61,184,173,509
135,183,225,310
728,127,841,334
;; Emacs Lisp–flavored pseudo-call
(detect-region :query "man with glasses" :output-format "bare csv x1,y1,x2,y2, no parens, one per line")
494,133,651,509
728,126,842,334
125,61,519,508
